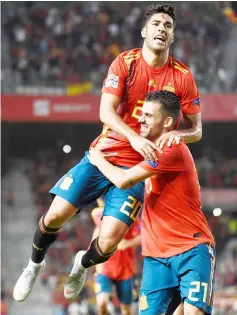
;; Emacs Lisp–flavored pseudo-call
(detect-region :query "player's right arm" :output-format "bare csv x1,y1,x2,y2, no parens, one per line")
89,145,184,189
100,55,158,161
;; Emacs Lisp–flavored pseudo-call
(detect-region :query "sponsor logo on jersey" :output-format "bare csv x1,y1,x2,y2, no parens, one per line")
162,83,175,93
105,74,119,88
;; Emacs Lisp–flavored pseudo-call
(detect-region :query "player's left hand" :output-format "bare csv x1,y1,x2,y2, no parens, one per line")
156,131,181,150
88,147,105,165
117,239,130,250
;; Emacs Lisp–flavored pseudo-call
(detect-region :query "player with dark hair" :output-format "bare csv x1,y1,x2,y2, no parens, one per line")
13,4,202,303
89,90,215,315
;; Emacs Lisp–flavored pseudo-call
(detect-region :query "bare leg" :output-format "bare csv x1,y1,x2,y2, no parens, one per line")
184,301,205,315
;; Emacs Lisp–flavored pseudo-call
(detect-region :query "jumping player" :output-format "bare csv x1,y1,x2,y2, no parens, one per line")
89,91,215,315
13,4,202,303
91,198,141,315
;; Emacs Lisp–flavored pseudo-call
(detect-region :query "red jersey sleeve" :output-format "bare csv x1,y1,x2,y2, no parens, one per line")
139,144,185,173
101,55,128,97
125,217,141,239
180,72,201,115
91,207,103,228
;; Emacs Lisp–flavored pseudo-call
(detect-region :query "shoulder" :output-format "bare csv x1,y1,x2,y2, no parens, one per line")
170,57,190,76
117,48,142,68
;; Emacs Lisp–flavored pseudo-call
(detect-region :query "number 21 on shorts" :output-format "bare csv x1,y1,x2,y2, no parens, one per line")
120,195,142,221
188,281,208,303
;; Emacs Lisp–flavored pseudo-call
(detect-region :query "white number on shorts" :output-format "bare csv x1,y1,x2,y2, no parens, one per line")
188,281,208,303
120,195,142,221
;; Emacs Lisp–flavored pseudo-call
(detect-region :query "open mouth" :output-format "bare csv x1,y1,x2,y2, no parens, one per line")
154,35,165,44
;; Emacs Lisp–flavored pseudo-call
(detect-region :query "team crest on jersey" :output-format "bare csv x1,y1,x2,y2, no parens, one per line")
105,73,119,88
162,84,175,93
192,97,200,106
148,79,156,87
139,294,149,310
59,176,73,190
146,160,158,168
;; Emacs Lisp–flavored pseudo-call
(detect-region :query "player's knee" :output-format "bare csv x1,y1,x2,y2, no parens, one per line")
44,196,78,228
98,235,117,254
44,211,63,227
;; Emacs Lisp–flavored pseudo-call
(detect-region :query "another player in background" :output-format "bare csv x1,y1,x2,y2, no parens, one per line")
89,90,216,315
91,197,141,315
13,4,202,303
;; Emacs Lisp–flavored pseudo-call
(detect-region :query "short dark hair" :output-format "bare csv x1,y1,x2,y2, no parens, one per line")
143,4,176,27
145,90,180,124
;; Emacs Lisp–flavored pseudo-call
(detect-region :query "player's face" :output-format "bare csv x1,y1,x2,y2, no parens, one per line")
139,101,168,141
142,13,174,53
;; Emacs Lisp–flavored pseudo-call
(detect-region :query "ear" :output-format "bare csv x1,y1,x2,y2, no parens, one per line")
141,27,146,38
164,117,173,129
171,33,174,44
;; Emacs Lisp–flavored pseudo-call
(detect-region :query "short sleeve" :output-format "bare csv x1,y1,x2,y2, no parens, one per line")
101,55,128,97
180,72,201,115
139,144,185,173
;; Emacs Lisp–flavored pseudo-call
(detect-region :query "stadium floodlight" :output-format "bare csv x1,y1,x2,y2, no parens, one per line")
63,145,72,154
213,208,222,217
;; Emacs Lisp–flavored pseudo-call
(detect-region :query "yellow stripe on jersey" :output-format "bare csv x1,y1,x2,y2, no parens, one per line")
172,61,189,75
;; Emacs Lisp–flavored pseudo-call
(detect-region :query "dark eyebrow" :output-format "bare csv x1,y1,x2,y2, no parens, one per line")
151,19,172,25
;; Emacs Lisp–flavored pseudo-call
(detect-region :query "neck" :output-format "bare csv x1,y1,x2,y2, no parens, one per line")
150,130,167,144
142,43,169,68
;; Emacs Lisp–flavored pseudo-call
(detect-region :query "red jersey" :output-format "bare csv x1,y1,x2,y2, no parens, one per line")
90,48,200,167
139,142,214,258
91,207,140,280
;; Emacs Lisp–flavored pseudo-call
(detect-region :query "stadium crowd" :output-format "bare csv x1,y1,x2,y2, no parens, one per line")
2,1,229,94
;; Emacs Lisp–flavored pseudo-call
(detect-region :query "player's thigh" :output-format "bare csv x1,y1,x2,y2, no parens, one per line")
171,303,184,315
183,301,205,315
49,151,110,208
139,257,179,315
172,243,216,315
94,274,113,299
115,277,133,306
103,180,145,227
44,196,79,227
166,290,183,315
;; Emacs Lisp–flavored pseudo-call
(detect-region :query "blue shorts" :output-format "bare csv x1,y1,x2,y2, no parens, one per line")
50,152,144,226
139,243,216,315
94,274,133,305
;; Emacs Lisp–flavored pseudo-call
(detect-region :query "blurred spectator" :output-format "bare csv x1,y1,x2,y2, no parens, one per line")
1,1,230,94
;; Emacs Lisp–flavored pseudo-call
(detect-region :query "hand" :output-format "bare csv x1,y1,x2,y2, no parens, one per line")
129,134,162,161
88,147,105,165
117,239,131,250
156,131,181,150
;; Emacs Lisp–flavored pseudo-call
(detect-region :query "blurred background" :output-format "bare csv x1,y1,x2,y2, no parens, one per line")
1,1,237,315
